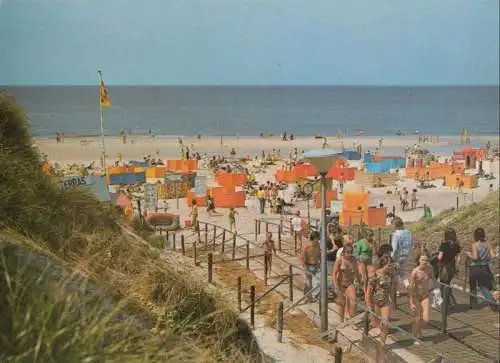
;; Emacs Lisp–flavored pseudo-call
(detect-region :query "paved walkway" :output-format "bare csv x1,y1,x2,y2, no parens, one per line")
175,219,499,363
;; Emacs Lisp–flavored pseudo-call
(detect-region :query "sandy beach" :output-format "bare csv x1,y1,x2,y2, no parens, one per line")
36,134,496,166
39,132,499,227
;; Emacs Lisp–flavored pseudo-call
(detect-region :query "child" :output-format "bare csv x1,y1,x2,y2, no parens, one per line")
229,207,238,233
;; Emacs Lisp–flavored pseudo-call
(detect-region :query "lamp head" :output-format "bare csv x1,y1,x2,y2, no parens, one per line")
301,149,342,174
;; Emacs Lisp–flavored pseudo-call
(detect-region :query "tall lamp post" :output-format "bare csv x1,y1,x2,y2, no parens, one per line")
302,149,342,333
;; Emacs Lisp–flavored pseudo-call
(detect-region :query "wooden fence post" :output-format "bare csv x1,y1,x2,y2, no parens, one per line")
204,223,208,248
294,232,298,255
193,243,198,265
264,252,269,286
278,227,282,252
166,229,169,242
207,253,213,283
246,240,250,270
258,220,261,234
172,233,176,251
254,220,258,241
221,229,226,255
265,222,269,234
232,234,237,260
250,285,256,328
363,309,370,336
276,302,284,343
196,221,201,241
213,225,217,251
181,234,185,256
335,347,342,363
456,195,459,209
237,276,242,311
464,258,469,304
377,227,381,249
288,265,294,302
280,218,284,235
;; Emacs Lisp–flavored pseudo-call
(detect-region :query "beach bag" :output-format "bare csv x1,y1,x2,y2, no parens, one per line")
431,288,443,309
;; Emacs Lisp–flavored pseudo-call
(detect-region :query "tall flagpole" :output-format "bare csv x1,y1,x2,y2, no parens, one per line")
98,70,107,171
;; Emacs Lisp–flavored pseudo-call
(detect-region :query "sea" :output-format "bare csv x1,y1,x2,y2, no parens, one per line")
3,86,499,138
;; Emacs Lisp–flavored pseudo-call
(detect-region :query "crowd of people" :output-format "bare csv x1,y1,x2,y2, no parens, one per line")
296,215,499,345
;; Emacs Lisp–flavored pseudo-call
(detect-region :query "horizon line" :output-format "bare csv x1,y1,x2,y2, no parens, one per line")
2,84,499,88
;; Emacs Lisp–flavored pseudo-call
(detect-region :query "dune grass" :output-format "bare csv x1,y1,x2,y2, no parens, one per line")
410,190,500,250
0,92,261,362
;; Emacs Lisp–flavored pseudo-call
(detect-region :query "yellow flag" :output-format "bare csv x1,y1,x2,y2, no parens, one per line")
99,77,111,108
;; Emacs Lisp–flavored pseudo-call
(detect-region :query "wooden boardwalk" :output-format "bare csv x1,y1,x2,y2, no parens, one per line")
176,220,499,363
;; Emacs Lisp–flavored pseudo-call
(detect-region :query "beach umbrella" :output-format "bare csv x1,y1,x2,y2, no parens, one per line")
292,162,318,178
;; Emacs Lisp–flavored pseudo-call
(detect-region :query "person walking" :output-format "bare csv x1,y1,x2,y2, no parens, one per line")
467,228,497,311
333,245,360,323
366,254,395,345
409,254,437,339
261,232,277,278
189,199,199,231
436,228,461,307
356,229,375,295
301,232,321,301
256,186,266,214
291,211,304,253
228,207,238,233
390,218,413,296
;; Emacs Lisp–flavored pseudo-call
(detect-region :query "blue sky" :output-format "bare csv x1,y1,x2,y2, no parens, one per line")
0,0,498,86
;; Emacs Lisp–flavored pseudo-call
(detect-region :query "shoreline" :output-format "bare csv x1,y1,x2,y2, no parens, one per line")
34,133,499,167
34,133,499,141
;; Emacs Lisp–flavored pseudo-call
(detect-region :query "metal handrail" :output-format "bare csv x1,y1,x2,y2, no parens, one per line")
240,276,290,312
183,220,496,362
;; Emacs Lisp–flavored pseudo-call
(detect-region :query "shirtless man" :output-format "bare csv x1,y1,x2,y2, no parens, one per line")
301,231,321,300
261,232,277,277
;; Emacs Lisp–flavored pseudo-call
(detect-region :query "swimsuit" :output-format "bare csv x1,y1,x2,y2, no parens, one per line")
368,265,394,307
338,258,356,290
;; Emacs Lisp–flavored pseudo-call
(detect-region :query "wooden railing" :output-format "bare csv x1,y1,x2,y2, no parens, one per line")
161,220,301,341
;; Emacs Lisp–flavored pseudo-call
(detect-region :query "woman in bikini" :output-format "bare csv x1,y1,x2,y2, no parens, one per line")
366,255,395,345
332,245,361,323
409,253,437,339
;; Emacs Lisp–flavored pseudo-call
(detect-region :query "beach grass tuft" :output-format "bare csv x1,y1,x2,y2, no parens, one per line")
0,91,261,362
410,190,499,249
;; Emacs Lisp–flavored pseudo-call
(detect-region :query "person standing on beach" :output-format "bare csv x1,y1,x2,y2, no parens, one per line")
301,231,321,301
411,189,418,210
228,207,238,233
338,173,345,194
189,199,199,231
391,218,413,296
261,232,277,278
256,186,266,214
291,211,304,253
